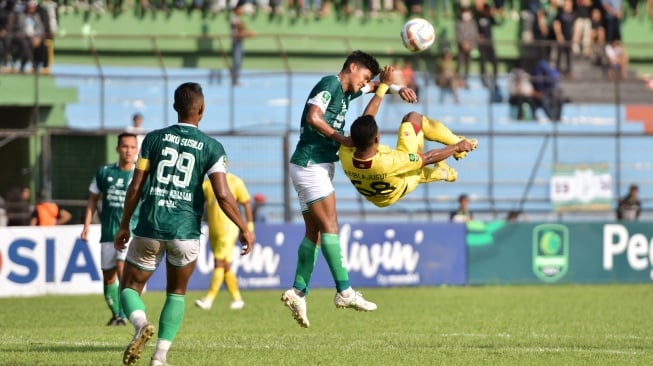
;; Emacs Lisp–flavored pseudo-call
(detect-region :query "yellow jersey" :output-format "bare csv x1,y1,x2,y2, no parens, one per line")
339,144,422,207
202,174,251,239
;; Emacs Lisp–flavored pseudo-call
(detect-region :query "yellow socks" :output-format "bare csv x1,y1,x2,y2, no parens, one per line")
205,267,225,302
421,116,461,145
224,270,242,301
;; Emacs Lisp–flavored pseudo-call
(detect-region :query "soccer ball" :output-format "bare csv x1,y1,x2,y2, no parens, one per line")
400,18,436,53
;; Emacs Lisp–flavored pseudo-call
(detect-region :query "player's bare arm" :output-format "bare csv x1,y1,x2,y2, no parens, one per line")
243,199,254,231
362,65,397,117
306,104,354,147
366,70,418,104
421,139,478,166
114,167,147,250
397,87,418,104
80,192,101,241
209,172,255,255
382,65,418,104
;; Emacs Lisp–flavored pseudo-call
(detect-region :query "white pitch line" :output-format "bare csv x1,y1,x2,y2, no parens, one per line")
3,333,650,356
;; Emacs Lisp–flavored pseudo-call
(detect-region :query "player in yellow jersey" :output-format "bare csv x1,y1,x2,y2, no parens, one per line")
195,173,254,311
339,68,478,208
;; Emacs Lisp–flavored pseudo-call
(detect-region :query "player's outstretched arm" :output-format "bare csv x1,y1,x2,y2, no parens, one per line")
362,65,397,117
366,66,418,104
421,139,478,166
396,87,418,104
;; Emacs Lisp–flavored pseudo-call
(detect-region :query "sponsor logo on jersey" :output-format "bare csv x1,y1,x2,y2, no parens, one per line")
321,91,331,104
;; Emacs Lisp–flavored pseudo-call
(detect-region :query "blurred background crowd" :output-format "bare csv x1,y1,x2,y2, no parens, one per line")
1,0,651,73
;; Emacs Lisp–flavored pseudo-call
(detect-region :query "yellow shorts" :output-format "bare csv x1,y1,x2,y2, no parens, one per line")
395,121,424,155
208,228,239,262
395,122,425,199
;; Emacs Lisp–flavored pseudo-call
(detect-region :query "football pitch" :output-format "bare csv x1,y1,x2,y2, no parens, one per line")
1,284,651,365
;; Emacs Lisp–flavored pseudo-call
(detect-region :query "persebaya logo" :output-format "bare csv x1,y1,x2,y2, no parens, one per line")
532,224,569,282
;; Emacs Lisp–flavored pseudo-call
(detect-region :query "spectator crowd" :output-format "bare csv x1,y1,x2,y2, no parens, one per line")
0,0,648,114
1,0,57,73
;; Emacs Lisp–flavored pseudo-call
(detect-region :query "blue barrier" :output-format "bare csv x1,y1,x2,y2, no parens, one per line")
147,222,468,291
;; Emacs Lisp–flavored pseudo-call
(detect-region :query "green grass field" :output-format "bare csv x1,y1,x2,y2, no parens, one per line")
1,285,652,365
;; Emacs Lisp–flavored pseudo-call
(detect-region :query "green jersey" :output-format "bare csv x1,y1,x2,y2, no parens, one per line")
134,123,227,240
290,75,363,166
90,163,138,242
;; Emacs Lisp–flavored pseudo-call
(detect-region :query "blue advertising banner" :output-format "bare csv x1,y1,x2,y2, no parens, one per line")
0,226,104,297
147,222,467,291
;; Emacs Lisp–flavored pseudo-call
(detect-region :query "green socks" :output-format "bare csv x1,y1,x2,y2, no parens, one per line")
293,234,352,294
120,289,184,343
104,281,121,316
121,287,145,318
159,293,185,342
293,237,319,294
320,233,351,292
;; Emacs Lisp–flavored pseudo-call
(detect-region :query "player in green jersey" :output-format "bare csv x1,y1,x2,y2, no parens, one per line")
338,65,478,208
81,132,139,326
114,82,255,366
281,51,418,328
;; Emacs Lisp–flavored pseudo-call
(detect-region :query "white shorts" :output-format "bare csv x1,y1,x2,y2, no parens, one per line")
125,236,200,272
289,162,335,213
100,241,128,271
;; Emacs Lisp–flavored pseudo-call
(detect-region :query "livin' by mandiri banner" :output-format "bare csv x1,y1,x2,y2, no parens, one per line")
150,222,468,291
0,223,467,297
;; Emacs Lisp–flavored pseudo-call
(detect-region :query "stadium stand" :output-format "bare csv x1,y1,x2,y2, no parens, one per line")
1,1,653,223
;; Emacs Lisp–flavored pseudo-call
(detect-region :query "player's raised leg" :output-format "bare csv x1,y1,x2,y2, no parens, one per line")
395,113,460,183
419,114,478,159
421,161,459,183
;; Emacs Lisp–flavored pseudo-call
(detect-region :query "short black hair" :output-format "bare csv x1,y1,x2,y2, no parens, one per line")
350,115,378,150
118,132,138,146
173,82,204,117
342,50,381,77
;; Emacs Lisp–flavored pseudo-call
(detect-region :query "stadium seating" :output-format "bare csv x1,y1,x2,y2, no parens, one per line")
52,64,652,221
